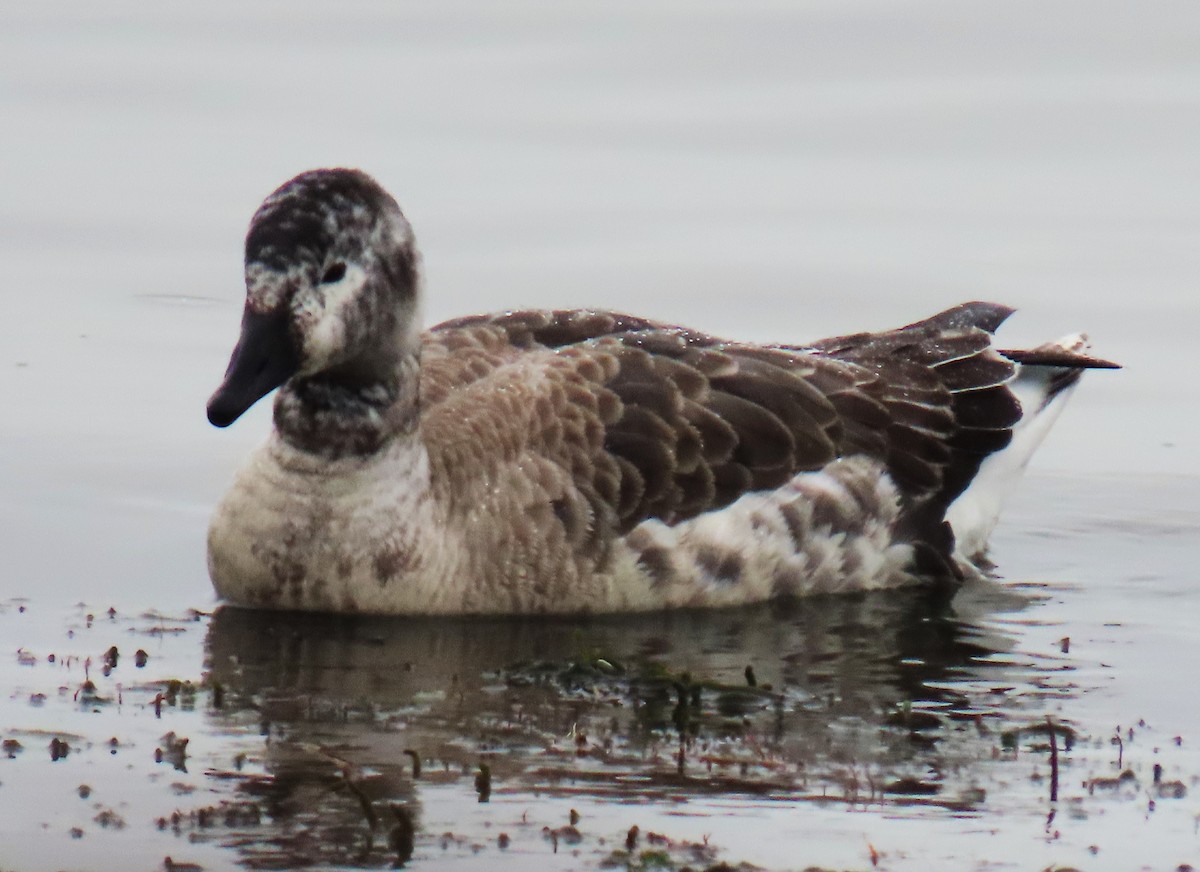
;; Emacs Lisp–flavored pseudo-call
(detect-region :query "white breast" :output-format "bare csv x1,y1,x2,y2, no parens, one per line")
207,435,461,612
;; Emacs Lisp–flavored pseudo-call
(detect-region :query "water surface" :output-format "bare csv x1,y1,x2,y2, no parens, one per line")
1,2,1198,869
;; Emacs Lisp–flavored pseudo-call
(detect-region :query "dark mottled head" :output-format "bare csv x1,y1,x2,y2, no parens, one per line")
207,169,421,428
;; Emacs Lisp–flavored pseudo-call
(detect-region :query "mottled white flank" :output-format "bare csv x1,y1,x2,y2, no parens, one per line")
947,333,1091,563
636,457,918,608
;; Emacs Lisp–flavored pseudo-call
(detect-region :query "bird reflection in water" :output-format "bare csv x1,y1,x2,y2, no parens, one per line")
200,581,1056,868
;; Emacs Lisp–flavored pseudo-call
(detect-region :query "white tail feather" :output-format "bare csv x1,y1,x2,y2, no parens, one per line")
946,332,1091,564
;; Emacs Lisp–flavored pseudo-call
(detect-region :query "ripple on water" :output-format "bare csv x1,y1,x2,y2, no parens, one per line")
1,584,1197,871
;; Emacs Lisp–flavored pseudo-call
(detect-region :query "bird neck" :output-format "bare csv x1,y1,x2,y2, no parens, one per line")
273,347,421,459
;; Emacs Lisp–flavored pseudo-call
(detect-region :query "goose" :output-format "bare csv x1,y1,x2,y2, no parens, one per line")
206,168,1118,615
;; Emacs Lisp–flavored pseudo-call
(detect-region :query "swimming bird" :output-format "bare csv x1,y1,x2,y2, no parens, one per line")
206,168,1117,615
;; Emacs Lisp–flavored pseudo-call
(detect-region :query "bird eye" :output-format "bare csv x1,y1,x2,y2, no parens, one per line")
320,262,347,284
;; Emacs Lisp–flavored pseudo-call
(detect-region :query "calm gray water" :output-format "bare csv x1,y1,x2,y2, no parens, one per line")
1,2,1198,869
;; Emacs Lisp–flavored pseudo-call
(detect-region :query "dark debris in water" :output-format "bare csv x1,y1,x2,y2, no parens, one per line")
2,595,1199,869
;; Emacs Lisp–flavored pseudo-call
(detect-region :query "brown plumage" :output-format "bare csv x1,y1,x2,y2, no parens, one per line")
205,169,1117,615
424,304,1033,561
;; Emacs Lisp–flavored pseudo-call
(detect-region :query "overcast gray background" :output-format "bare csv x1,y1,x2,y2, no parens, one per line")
1,0,1196,605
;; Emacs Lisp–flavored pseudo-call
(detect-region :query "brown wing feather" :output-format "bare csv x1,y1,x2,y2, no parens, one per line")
423,304,1028,563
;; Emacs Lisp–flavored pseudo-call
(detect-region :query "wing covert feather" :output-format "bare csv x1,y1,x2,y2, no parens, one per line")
424,303,1024,544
